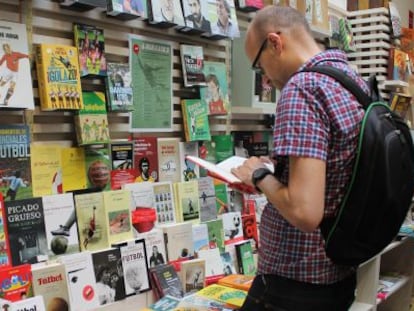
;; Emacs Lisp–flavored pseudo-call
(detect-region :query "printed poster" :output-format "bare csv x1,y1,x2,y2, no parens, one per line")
129,34,173,132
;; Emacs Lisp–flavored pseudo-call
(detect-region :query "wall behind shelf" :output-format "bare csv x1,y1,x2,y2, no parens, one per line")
0,0,272,148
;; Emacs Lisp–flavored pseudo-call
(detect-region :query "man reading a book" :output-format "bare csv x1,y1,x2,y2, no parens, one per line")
231,6,367,311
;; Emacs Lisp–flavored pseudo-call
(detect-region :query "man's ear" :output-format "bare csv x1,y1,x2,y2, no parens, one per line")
267,32,283,53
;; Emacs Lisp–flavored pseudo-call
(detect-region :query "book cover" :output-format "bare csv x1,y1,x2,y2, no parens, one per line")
180,44,206,87
106,62,134,112
30,145,63,197
91,247,126,304
122,182,157,234
0,20,34,109
58,251,99,310
377,273,408,301
192,223,209,256
179,141,200,182
149,263,184,299
197,248,225,278
160,222,194,263
5,197,48,266
177,292,235,310
241,212,259,251
74,92,110,146
389,93,412,119
73,23,107,77
196,284,247,308
186,155,274,194
200,61,230,115
0,125,32,201
0,193,11,267
205,218,225,253
198,140,216,177
215,182,230,215
389,2,402,38
110,141,136,190
135,228,167,268
84,146,111,191
31,262,70,311
133,137,158,182
60,147,88,193
112,238,150,296
222,211,244,245
174,180,200,223
338,18,356,53
198,177,217,222
217,274,254,292
35,43,83,111
0,264,33,302
42,193,80,259
205,0,240,39
181,0,212,34
157,138,181,183
74,191,109,251
144,294,181,311
388,48,409,81
181,99,211,142
11,295,46,311
234,240,256,276
147,0,185,28
180,258,206,294
103,189,134,245
153,181,176,225
106,0,147,20
220,251,237,276
212,134,234,163
236,0,263,11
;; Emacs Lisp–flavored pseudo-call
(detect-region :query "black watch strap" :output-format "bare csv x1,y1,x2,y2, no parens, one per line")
251,167,272,193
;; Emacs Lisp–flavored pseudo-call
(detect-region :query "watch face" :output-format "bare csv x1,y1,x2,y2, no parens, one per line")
252,168,272,186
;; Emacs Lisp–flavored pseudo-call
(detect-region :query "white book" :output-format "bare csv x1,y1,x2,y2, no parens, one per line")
58,251,99,311
135,228,167,269
198,248,225,277
160,222,194,262
11,296,45,311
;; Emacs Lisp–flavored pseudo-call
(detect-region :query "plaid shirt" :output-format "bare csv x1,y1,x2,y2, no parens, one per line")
258,50,369,284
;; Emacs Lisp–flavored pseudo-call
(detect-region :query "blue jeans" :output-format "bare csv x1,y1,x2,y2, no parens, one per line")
239,273,356,311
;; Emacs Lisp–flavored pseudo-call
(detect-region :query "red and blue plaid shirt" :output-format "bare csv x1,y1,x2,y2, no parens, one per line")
258,50,369,284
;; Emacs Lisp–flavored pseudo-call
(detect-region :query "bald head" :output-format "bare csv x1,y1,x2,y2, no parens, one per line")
249,6,312,42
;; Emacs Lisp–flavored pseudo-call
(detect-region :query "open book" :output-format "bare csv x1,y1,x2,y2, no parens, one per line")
185,155,274,194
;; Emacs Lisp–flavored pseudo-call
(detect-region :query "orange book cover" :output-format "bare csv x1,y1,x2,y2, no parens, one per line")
217,274,254,291
35,43,83,111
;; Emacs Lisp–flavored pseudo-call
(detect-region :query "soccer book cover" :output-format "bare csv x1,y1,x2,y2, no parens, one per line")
0,20,34,109
35,43,83,111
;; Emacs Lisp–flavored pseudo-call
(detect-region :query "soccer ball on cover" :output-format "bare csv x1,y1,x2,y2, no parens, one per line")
50,236,68,255
88,160,110,189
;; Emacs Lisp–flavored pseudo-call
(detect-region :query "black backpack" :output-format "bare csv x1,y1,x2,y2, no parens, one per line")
302,66,414,266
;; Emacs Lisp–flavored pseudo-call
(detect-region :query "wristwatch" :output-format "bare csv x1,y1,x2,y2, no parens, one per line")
251,167,272,193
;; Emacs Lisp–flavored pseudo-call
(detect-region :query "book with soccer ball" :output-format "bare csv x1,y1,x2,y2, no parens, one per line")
42,193,80,259
0,20,34,109
185,155,274,194
0,264,33,301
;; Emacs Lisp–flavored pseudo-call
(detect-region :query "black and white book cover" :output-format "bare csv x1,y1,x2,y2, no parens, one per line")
91,247,126,305
136,228,167,269
112,238,150,296
5,197,48,266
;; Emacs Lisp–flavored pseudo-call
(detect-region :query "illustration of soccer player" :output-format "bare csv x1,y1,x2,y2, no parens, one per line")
0,43,29,106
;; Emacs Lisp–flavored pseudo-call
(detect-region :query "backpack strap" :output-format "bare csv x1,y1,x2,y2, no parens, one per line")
301,65,374,110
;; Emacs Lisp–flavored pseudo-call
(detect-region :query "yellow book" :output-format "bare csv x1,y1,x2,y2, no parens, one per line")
35,43,83,111
74,191,109,252
30,144,63,196
195,284,247,308
60,147,87,192
103,189,134,245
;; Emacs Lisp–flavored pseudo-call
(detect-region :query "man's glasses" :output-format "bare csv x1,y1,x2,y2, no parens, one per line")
251,38,268,75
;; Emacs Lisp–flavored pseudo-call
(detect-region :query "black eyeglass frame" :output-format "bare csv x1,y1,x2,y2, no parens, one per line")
251,38,268,74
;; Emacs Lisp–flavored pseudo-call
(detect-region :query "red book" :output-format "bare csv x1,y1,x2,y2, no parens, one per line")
133,137,159,182
0,264,33,301
0,193,11,268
